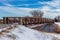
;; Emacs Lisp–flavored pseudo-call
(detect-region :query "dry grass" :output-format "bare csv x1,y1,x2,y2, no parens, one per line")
32,23,60,34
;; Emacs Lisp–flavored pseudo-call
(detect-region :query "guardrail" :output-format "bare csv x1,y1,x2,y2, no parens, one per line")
3,17,54,25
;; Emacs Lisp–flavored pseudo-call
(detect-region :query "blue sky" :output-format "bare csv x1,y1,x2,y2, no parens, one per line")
0,0,60,19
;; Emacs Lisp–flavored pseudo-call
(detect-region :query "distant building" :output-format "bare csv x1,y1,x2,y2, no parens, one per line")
3,17,54,25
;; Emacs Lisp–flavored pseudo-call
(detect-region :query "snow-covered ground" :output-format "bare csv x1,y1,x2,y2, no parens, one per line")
0,25,60,40
55,22,60,26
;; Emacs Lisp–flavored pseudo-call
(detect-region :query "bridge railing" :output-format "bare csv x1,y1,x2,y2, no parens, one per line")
3,17,54,25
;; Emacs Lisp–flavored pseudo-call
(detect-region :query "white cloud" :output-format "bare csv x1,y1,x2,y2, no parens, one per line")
0,0,60,19
37,0,60,19
0,6,41,17
41,6,60,19
0,5,60,19
13,4,31,7
13,3,39,7
38,0,60,8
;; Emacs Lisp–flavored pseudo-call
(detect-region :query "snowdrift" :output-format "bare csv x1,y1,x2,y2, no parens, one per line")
0,25,60,40
55,22,60,26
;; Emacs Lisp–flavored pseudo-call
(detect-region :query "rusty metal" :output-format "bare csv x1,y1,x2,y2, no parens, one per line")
3,17,54,25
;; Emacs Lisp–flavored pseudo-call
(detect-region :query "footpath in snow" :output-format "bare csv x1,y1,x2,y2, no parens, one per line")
0,25,60,40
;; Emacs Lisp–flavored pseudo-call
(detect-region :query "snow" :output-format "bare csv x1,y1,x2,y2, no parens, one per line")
27,24,43,28
55,22,60,26
0,25,60,40
45,33,60,39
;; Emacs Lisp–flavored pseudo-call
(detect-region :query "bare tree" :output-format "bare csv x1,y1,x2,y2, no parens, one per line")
30,10,44,17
